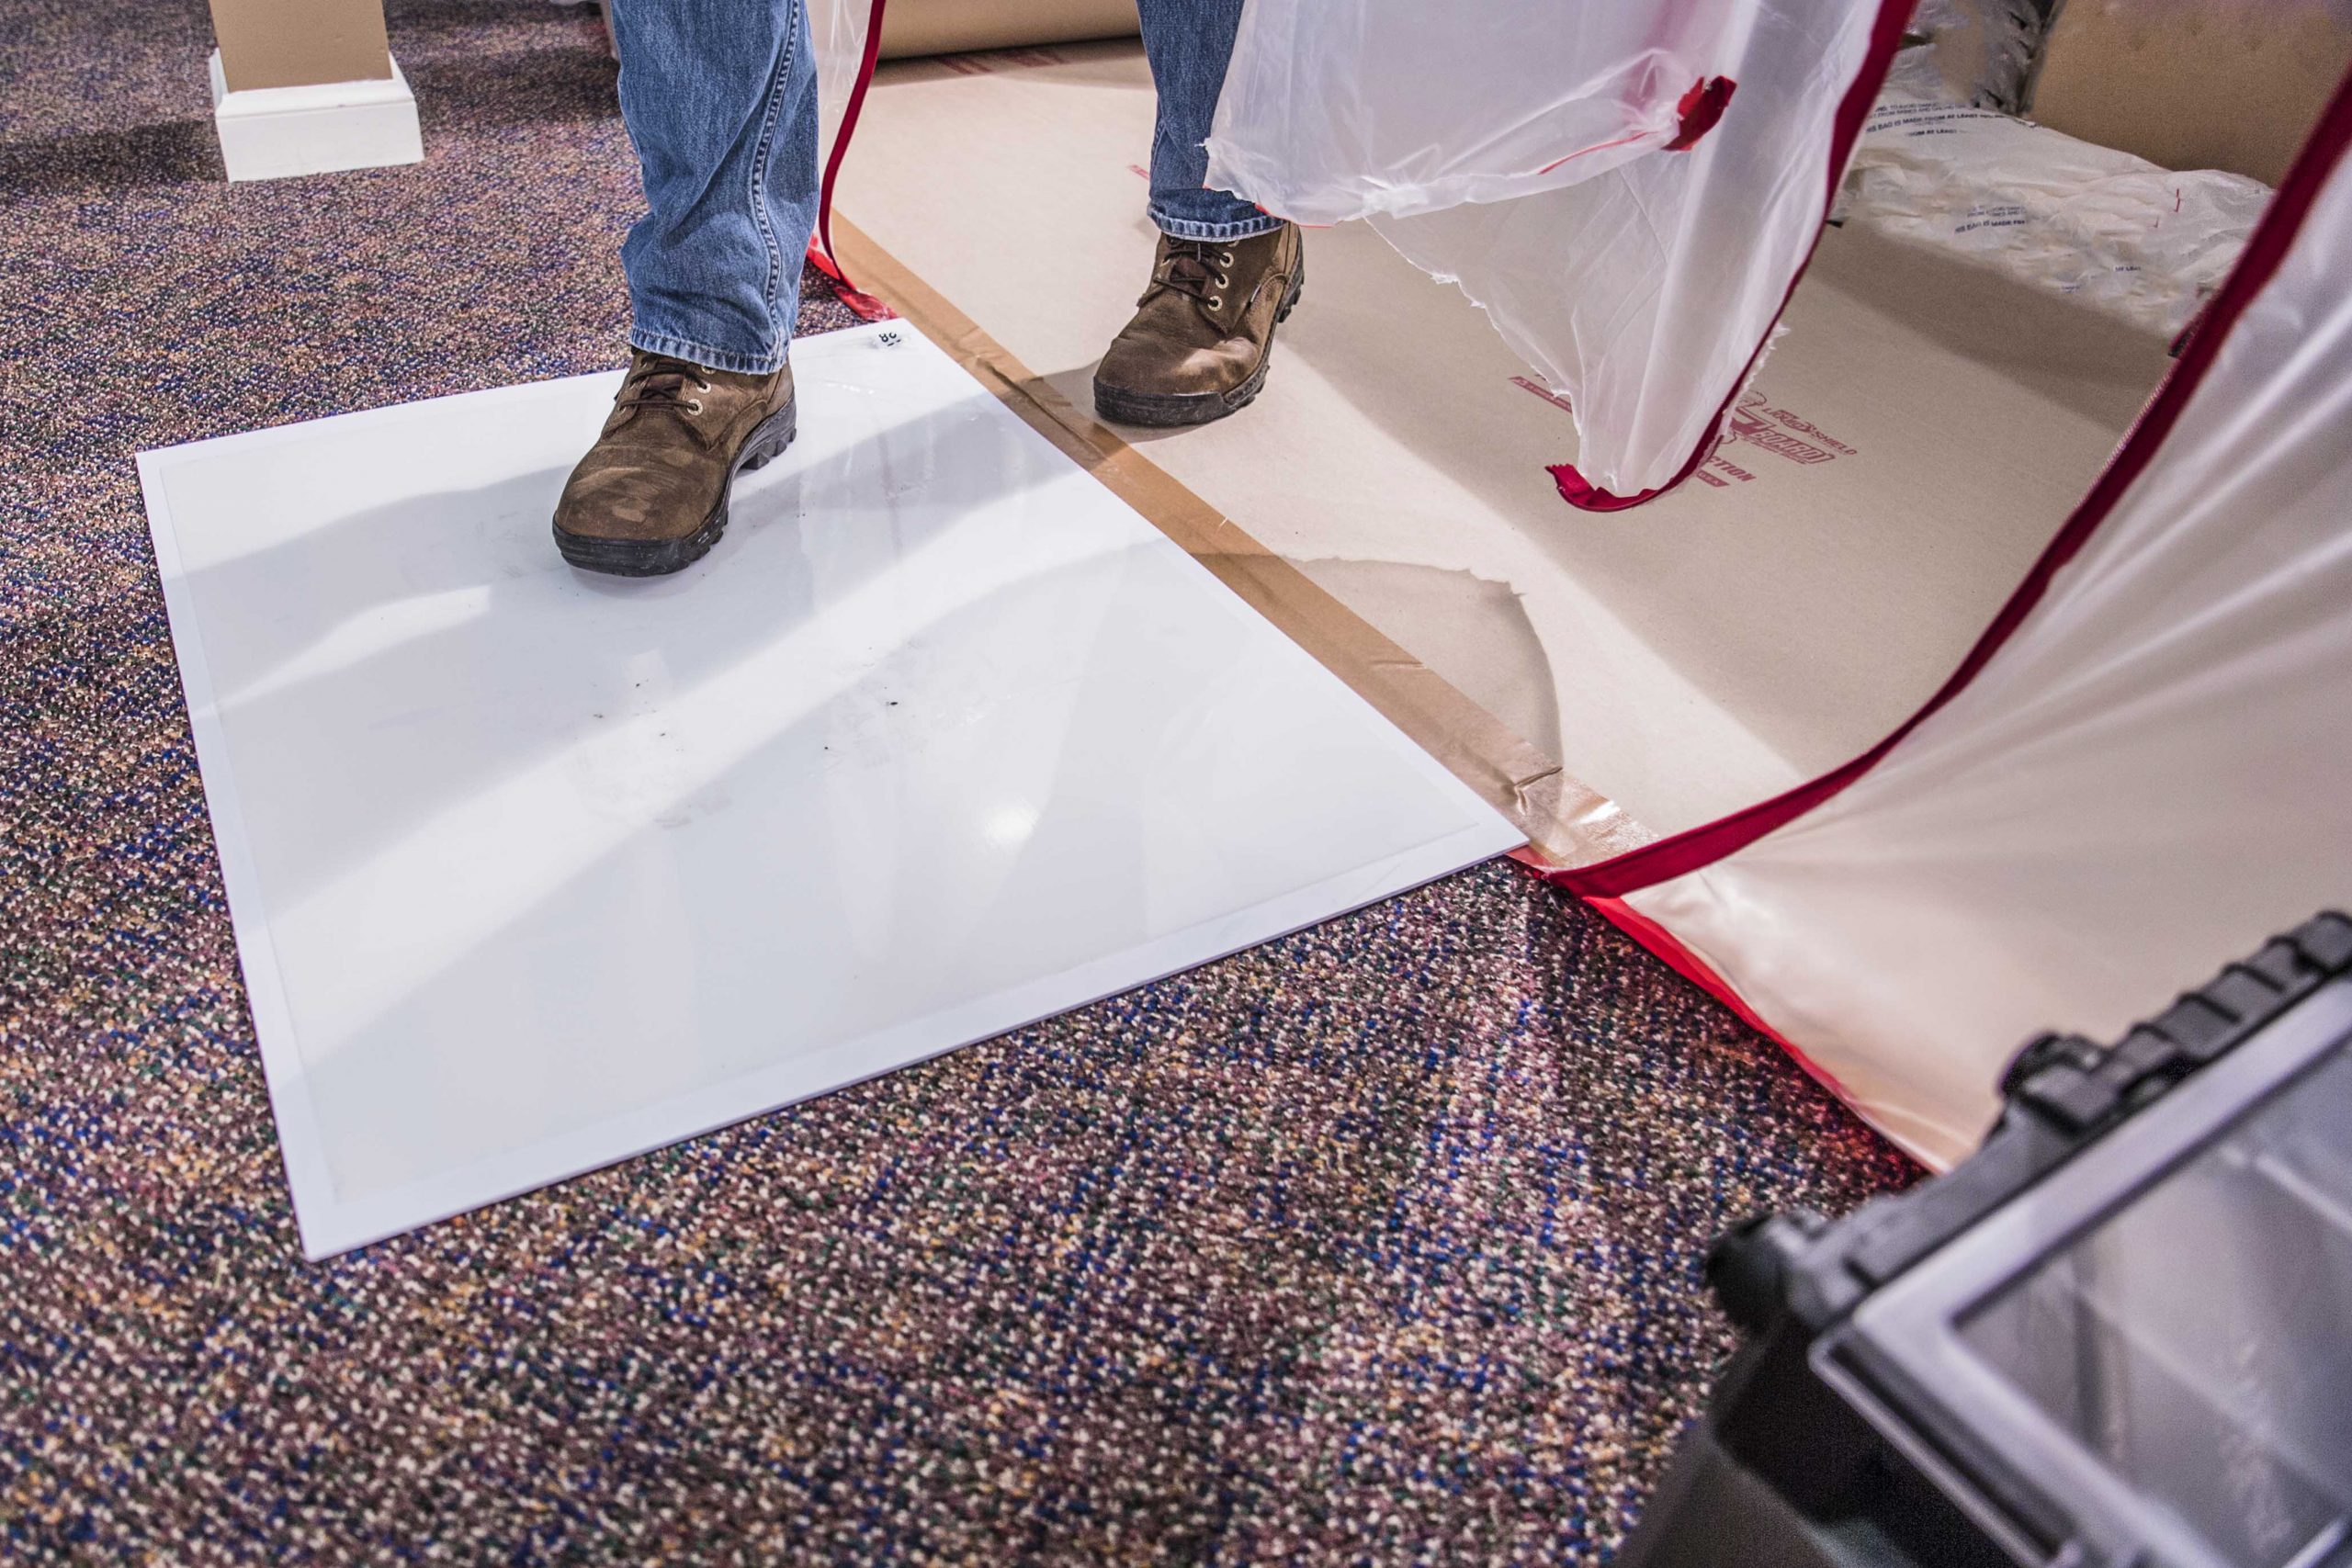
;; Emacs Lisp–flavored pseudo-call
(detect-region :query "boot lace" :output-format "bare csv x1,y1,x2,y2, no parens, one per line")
616,355,713,417
1153,240,1238,312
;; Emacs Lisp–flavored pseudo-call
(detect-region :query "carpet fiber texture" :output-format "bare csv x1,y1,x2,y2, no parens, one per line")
1,1,1916,1561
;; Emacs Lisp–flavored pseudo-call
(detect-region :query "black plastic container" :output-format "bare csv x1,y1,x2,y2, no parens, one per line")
1620,913,2352,1568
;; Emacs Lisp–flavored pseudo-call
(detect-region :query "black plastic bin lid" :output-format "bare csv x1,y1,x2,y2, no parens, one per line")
1825,980,2352,1568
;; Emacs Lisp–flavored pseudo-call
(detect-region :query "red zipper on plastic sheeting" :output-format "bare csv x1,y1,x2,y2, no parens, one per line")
812,0,890,291
1546,0,1916,513
1548,60,2352,897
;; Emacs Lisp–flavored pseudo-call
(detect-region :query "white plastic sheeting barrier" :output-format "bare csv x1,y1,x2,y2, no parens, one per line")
810,0,885,273
1205,0,1912,505
1562,84,2352,1167
812,0,882,178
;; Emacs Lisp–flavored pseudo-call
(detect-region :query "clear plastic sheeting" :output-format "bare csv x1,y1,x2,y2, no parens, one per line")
809,0,876,184
1205,0,1905,504
1622,106,2352,1166
1844,89,2270,340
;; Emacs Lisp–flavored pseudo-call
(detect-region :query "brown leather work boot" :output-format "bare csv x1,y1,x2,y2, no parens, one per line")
1093,224,1304,427
551,350,797,576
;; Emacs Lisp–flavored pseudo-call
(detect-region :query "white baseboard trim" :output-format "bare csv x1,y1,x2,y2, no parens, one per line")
209,50,424,182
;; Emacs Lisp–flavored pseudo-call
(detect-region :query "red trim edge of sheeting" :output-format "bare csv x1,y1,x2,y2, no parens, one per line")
806,243,897,321
1550,60,2352,896
1664,75,1739,152
1580,892,1898,1140
1547,0,1917,513
814,0,890,288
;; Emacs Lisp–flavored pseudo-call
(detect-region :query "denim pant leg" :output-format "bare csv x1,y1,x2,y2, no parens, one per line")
1136,0,1283,241
607,0,820,375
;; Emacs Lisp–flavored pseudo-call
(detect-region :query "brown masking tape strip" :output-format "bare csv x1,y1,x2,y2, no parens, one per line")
828,215,1653,868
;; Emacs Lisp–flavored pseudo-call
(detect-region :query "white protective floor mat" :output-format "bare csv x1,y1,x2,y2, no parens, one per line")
140,321,1520,1257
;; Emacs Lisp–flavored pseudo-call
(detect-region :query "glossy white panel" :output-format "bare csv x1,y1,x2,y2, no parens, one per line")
139,322,1520,1258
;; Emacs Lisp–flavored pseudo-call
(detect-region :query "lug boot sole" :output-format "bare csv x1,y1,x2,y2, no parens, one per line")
1093,268,1306,430
554,398,799,578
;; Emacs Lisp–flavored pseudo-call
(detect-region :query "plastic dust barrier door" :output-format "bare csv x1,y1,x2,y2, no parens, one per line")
1554,76,2352,1168
1205,0,1914,507
138,322,1520,1257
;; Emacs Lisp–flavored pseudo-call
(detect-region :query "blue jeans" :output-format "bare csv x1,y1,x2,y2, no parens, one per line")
1136,0,1283,244
606,0,1278,374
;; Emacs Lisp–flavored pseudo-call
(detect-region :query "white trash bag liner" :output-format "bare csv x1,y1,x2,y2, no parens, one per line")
808,0,887,272
1205,0,1910,506
1556,77,2352,1165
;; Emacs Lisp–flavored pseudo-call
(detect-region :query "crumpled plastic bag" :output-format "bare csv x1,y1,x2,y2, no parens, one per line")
1843,85,2270,340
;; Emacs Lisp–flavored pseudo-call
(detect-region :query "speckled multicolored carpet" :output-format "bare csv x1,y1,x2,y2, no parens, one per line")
0,2,1916,1561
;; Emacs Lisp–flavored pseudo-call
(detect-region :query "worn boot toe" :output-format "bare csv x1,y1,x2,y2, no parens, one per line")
551,353,797,577
1093,224,1304,428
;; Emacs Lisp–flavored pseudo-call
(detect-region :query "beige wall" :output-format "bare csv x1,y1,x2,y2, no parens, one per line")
877,0,1138,61
2031,0,2352,186
209,0,392,94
